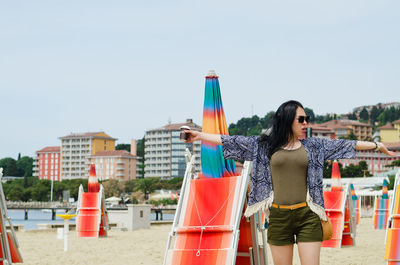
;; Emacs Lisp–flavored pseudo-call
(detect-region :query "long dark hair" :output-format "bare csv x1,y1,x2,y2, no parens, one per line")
260,100,304,158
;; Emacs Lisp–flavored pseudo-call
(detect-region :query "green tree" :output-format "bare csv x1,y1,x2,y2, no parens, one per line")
16,156,33,177
324,161,371,179
347,112,357,120
388,175,395,190
385,160,400,168
135,178,159,200
359,108,369,122
304,108,315,123
341,161,372,178
5,159,19,176
7,185,24,201
260,111,275,128
0,157,15,174
116,144,130,152
370,106,381,124
123,179,137,193
34,180,52,201
137,137,145,178
248,123,263,136
377,106,400,125
229,115,262,136
137,137,145,158
314,114,335,124
102,179,124,198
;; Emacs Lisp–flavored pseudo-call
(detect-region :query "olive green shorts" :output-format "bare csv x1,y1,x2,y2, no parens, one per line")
267,206,323,246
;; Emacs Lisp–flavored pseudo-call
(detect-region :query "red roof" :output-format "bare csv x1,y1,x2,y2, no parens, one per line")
393,119,400,124
92,150,137,158
321,119,372,128
377,123,395,130
37,146,61,153
319,120,350,130
308,124,334,133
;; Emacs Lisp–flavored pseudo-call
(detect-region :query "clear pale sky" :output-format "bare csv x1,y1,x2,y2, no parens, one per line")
1,0,399,159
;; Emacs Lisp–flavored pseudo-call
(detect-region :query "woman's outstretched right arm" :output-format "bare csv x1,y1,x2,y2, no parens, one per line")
185,130,222,145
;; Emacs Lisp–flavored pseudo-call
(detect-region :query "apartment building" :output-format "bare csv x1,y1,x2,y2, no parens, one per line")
32,146,61,181
59,132,116,179
90,139,141,181
144,119,202,179
341,142,400,174
375,120,400,142
321,119,372,140
307,124,335,139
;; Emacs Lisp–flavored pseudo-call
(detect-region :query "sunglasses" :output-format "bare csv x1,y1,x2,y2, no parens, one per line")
297,115,310,123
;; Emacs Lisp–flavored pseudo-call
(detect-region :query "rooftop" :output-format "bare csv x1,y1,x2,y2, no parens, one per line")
377,123,395,130
321,119,371,128
36,146,61,153
92,150,138,158
59,131,117,140
393,119,400,124
308,124,335,133
148,119,202,132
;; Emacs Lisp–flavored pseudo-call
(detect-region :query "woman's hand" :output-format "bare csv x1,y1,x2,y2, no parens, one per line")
377,142,397,156
184,131,223,145
185,130,202,143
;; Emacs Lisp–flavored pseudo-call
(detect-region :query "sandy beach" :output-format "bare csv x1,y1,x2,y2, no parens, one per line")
15,217,387,265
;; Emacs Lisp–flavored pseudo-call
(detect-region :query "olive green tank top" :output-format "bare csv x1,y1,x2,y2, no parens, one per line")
270,144,308,205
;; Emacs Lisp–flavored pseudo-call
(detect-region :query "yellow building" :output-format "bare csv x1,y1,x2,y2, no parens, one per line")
377,120,400,143
59,132,117,179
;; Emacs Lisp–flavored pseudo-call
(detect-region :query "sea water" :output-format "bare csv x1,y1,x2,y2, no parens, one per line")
7,209,174,230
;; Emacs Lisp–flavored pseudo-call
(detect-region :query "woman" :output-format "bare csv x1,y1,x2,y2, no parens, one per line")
185,100,396,265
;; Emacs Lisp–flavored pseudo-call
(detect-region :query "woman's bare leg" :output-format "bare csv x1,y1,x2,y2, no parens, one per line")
269,244,294,265
297,242,321,265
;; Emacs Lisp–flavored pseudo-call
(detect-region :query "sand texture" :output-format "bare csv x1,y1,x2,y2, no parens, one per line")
14,217,387,265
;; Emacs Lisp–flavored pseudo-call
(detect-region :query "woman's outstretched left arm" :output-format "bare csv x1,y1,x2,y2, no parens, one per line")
355,141,397,156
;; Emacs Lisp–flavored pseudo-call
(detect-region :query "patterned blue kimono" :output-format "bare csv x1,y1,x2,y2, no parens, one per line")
221,135,357,221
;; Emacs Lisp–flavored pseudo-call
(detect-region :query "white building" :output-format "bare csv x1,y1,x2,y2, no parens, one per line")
144,119,202,179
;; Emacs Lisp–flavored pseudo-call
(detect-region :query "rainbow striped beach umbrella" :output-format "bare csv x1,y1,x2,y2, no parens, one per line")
382,179,389,199
350,184,358,200
201,70,237,178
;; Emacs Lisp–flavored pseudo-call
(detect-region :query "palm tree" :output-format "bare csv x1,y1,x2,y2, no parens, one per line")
135,178,158,200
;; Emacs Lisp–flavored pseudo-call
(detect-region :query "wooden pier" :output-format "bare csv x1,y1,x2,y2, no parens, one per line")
6,201,177,221
6,201,74,220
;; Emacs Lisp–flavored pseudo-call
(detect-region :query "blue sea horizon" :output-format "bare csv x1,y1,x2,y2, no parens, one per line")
8,209,174,230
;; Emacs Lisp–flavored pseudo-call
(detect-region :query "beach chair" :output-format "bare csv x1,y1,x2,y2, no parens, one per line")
0,168,23,265
374,180,391,230
350,184,360,225
163,150,268,265
373,196,390,230
352,198,361,225
322,183,356,248
76,184,109,238
384,169,400,264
